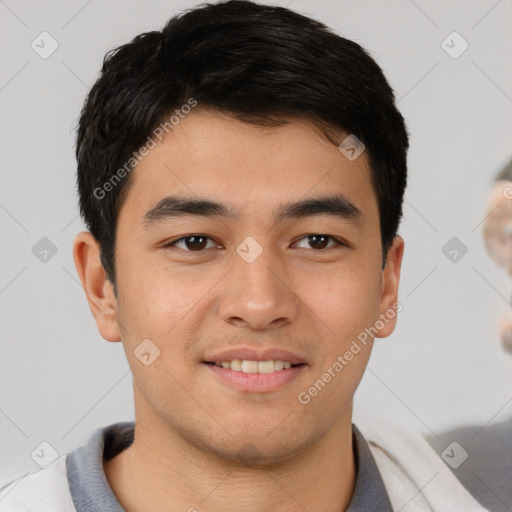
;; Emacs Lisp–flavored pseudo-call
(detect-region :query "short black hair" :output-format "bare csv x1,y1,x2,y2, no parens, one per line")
75,0,409,289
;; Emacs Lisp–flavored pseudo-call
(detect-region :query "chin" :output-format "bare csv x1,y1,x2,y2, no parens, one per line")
209,437,307,469
178,421,309,468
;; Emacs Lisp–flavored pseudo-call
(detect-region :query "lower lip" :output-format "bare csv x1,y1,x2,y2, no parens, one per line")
204,363,307,392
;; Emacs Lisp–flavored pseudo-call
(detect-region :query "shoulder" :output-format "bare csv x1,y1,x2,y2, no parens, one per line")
424,420,512,512
0,421,134,512
354,411,493,512
0,455,76,512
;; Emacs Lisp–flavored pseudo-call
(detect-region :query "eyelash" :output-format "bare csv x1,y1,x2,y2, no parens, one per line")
162,234,347,252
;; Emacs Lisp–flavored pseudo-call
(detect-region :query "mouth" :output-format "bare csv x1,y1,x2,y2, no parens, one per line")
202,355,308,393
204,359,306,373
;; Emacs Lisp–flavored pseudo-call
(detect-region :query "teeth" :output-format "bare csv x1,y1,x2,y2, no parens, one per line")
241,360,258,373
257,360,275,374
213,360,297,373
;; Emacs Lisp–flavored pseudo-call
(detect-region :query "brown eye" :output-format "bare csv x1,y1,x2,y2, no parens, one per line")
308,235,330,249
165,235,216,251
295,234,342,250
184,236,208,250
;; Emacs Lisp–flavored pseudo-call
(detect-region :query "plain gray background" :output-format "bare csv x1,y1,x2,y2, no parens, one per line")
1,0,511,487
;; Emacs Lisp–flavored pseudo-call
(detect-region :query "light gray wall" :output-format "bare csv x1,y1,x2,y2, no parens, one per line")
1,0,511,485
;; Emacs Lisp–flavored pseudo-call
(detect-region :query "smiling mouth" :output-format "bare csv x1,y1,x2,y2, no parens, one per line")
203,360,306,374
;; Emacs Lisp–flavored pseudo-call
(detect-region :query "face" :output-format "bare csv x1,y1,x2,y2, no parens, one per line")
75,109,403,466
482,180,512,354
483,180,512,272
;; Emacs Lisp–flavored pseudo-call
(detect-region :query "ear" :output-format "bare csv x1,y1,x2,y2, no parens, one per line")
375,235,404,338
72,231,121,342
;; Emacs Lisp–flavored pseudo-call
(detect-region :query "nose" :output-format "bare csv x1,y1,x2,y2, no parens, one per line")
217,243,300,331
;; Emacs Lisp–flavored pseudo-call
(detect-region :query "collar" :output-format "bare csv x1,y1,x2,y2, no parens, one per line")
66,421,392,511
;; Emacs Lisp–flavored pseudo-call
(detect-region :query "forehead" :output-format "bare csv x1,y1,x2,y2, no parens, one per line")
118,109,378,224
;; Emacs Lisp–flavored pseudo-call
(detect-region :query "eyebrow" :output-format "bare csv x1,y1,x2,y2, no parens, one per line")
142,194,363,227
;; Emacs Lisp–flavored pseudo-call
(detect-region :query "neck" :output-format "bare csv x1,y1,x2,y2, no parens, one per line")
104,408,356,512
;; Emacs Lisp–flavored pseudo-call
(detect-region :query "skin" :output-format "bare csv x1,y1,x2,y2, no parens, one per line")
482,180,512,272
73,108,404,512
482,180,512,353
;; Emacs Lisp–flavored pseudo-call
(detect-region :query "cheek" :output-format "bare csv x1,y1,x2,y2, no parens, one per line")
114,263,204,397
114,257,222,383
116,255,207,329
302,263,382,340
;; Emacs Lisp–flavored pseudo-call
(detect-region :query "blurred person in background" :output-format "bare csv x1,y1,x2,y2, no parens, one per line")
426,158,512,512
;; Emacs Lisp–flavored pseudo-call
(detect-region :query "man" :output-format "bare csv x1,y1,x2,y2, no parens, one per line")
0,1,491,510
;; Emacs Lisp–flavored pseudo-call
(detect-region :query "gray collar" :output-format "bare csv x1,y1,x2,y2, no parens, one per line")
348,424,393,511
66,421,392,511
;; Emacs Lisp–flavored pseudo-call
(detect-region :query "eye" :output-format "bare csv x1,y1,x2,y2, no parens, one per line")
163,233,346,253
294,234,345,250
164,235,219,252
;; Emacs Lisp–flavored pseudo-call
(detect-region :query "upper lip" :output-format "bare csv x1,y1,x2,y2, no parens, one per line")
204,347,307,365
